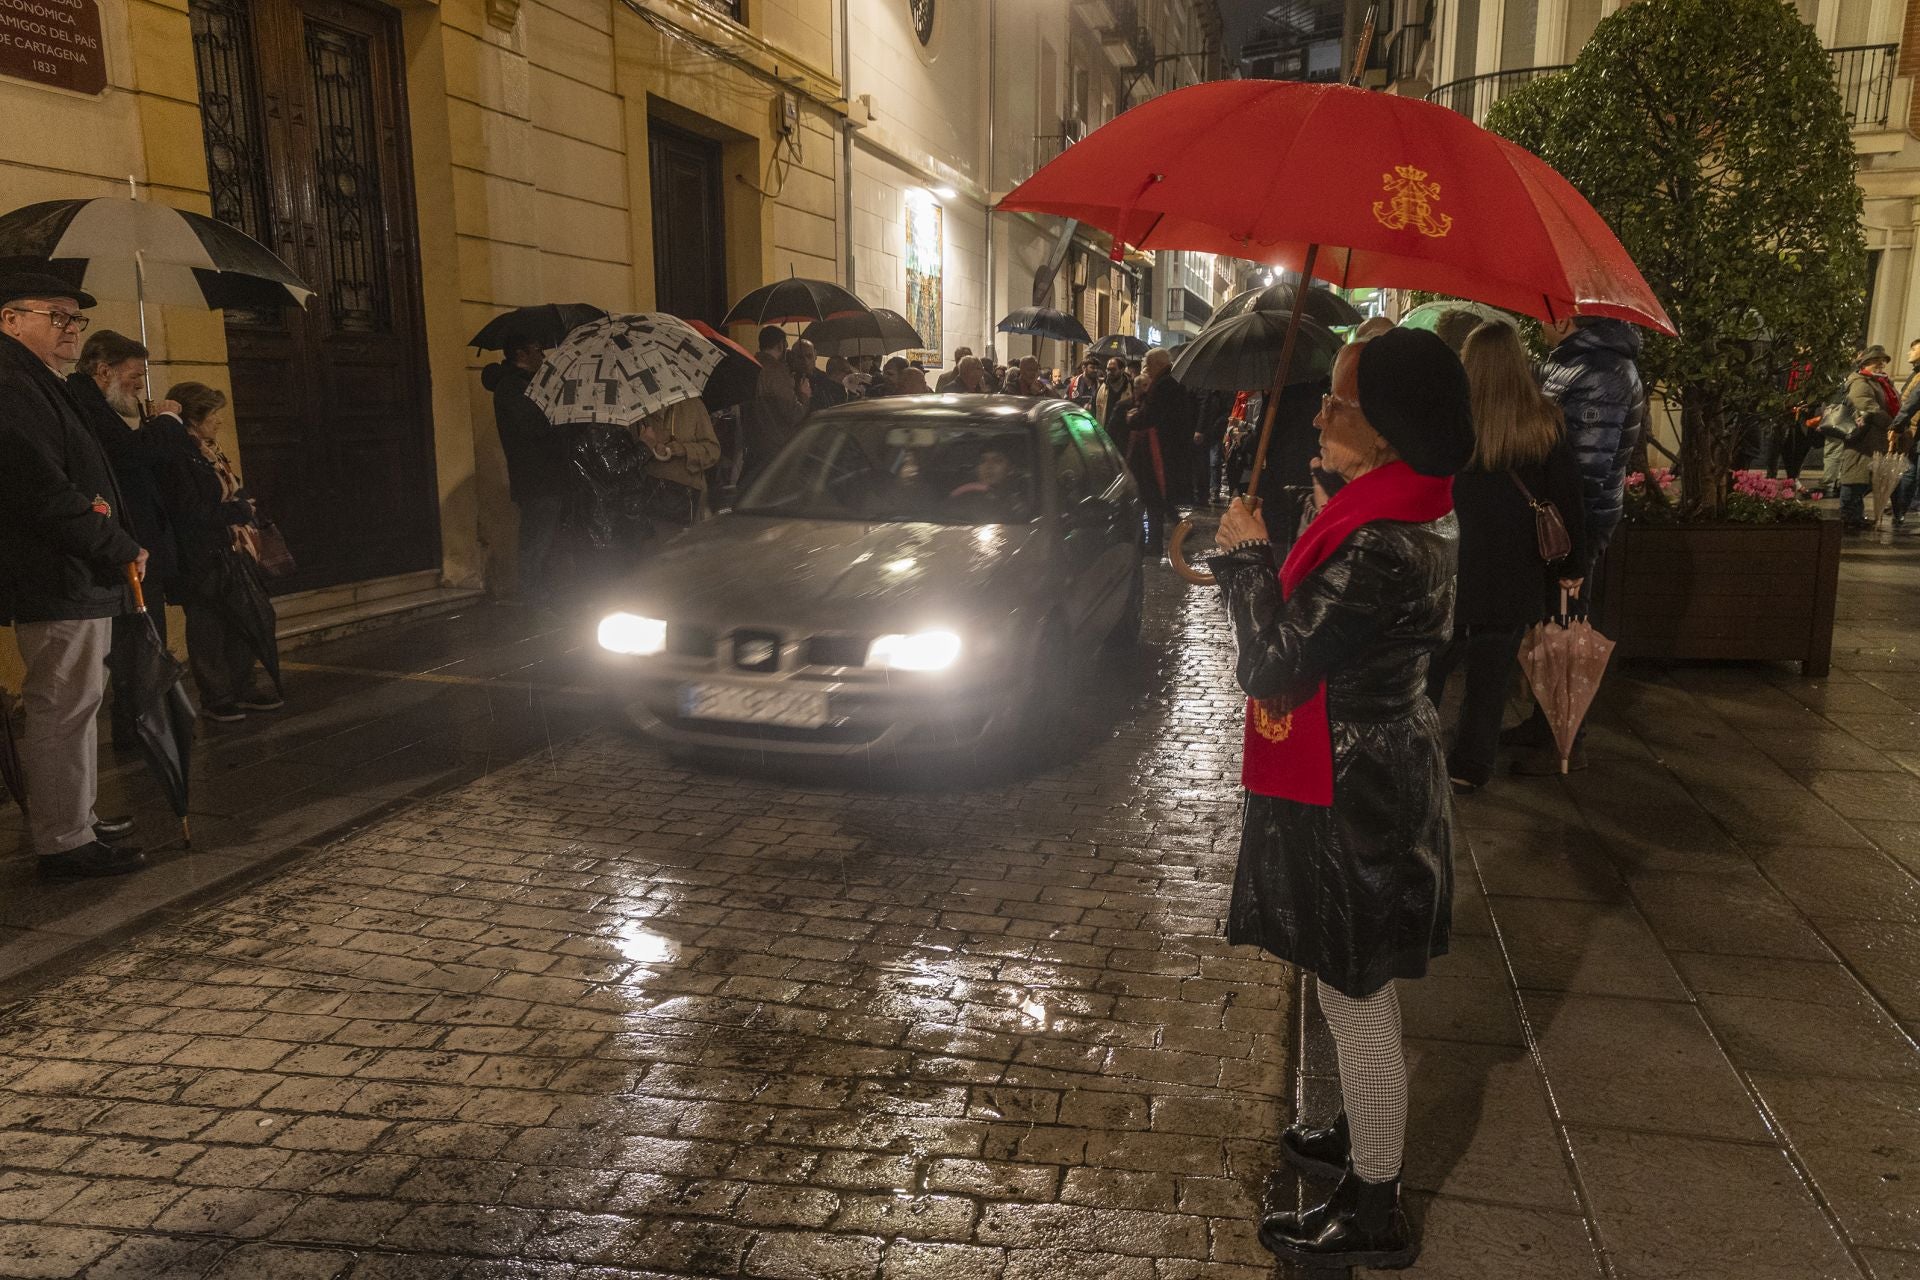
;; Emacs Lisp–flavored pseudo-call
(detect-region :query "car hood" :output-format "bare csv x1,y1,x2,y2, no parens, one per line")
622,516,1049,634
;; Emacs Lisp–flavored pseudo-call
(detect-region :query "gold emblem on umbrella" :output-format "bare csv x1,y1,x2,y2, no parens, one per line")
1373,165,1454,238
1251,700,1295,742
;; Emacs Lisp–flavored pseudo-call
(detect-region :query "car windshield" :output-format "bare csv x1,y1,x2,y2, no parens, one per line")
735,414,1039,525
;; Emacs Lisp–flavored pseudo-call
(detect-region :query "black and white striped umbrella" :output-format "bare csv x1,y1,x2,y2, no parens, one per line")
0,196,313,311
526,313,723,428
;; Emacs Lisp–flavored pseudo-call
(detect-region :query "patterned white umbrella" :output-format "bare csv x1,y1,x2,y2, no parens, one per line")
526,312,724,428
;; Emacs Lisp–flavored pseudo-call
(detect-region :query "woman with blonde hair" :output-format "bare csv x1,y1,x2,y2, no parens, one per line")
1425,322,1586,791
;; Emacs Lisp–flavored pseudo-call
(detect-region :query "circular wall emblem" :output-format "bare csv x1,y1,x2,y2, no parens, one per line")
910,0,935,45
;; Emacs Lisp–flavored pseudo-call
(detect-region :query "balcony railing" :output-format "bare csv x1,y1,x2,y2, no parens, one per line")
1831,43,1897,127
1424,65,1569,125
1430,44,1899,132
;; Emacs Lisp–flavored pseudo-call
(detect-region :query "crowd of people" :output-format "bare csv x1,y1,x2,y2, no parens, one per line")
0,273,282,882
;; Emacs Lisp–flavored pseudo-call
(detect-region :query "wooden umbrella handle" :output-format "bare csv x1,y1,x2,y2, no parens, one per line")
124,563,146,613
1167,520,1213,585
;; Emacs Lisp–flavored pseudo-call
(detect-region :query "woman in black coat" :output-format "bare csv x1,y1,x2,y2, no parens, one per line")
156,383,281,722
1426,322,1587,791
1209,329,1472,1272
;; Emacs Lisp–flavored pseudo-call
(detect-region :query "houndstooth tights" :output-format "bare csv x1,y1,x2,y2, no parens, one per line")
1316,977,1408,1182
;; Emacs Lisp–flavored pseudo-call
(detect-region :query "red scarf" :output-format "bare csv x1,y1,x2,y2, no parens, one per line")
1864,369,1899,417
1242,460,1454,805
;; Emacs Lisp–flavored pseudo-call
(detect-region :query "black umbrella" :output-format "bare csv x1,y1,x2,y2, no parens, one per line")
0,687,23,817
469,303,607,351
208,550,282,697
801,307,925,358
1170,311,1342,392
0,192,311,396
121,566,196,846
1214,282,1364,328
1089,334,1149,360
996,307,1093,344
723,278,870,327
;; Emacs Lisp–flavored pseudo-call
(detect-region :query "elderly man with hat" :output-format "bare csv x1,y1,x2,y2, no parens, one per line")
0,272,148,880
1835,343,1898,533
1208,327,1474,1272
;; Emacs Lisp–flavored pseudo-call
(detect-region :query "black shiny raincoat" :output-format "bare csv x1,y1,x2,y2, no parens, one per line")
1210,516,1459,998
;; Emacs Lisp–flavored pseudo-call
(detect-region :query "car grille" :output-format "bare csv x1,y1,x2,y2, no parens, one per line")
803,635,870,668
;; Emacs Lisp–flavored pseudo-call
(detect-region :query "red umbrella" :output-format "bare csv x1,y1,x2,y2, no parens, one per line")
999,79,1672,583
998,79,1673,333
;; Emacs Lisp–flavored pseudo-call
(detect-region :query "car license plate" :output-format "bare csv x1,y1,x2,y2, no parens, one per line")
681,683,829,729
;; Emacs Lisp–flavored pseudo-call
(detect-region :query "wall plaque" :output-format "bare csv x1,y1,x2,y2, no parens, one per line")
0,0,107,96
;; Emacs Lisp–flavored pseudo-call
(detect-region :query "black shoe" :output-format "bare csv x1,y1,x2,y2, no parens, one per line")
1259,1170,1416,1270
236,695,284,712
38,840,146,880
201,705,245,723
92,815,136,841
1281,1112,1349,1181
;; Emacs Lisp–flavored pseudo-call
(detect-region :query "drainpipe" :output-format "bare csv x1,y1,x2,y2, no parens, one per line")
985,0,997,360
840,0,856,290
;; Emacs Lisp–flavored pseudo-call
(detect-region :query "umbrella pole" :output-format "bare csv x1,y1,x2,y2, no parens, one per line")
135,249,153,404
1167,242,1323,586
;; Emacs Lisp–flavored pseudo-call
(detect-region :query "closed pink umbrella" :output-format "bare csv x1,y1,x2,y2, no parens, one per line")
1517,592,1616,773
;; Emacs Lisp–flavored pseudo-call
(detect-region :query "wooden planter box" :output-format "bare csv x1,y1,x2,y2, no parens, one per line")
1594,518,1843,677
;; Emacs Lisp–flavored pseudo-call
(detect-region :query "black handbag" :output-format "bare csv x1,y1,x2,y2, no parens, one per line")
1512,472,1573,563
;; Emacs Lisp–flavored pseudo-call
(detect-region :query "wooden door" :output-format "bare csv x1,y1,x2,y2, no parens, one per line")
189,0,437,593
648,121,728,327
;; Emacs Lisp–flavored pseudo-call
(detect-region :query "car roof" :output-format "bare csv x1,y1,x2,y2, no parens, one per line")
809,394,1068,430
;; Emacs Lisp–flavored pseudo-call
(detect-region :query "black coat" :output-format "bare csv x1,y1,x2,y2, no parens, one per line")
483,362,568,504
1249,378,1330,549
153,427,255,599
0,334,143,624
1142,374,1198,486
1210,518,1459,998
68,373,179,586
1451,436,1588,627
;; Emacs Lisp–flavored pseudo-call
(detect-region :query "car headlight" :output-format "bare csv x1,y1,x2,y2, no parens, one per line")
598,612,668,656
867,629,962,671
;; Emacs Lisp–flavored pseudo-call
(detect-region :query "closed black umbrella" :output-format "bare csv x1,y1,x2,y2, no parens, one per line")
1089,334,1149,360
1215,282,1364,328
996,307,1093,344
208,550,282,697
801,307,925,358
723,278,870,327
1170,312,1342,391
0,687,22,817
121,567,196,846
469,303,607,351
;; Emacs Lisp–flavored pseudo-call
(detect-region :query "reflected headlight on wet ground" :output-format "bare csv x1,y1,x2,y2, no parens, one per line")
598,612,668,656
866,629,962,671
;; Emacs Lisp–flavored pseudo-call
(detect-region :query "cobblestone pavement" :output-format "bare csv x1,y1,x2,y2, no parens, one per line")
0,546,1914,1278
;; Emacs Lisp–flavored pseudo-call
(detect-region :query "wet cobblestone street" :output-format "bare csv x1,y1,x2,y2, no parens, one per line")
0,550,1916,1278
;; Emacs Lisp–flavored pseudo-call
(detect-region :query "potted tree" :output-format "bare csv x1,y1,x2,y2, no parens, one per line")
1486,0,1864,676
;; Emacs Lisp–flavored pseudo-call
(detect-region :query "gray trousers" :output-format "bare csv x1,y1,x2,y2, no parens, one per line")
16,616,108,855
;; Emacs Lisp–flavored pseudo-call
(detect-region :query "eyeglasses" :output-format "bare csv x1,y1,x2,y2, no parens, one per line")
5,307,90,333
1320,392,1361,416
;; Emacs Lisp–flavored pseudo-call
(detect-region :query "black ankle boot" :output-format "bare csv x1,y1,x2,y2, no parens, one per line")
1280,1111,1349,1181
1259,1168,1416,1270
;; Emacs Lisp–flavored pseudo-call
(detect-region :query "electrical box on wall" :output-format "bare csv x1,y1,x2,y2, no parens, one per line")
777,92,799,138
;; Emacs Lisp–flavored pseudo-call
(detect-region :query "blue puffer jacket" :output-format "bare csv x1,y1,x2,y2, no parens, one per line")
1539,320,1645,567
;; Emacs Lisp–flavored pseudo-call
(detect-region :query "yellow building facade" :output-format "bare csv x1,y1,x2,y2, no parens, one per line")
0,0,844,681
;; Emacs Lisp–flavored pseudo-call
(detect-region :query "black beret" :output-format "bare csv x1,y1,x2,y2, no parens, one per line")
1356,326,1475,477
0,271,95,310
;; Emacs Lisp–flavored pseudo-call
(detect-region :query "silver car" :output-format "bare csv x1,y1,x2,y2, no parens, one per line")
594,395,1146,758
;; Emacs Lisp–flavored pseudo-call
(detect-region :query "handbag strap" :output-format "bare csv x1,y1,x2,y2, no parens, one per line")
1510,470,1547,508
